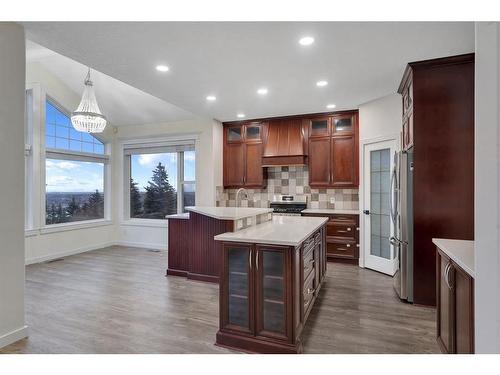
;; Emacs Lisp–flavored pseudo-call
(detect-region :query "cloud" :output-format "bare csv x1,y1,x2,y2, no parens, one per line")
137,153,177,167
46,160,80,170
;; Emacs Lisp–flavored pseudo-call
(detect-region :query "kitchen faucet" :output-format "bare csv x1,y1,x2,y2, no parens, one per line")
235,188,248,207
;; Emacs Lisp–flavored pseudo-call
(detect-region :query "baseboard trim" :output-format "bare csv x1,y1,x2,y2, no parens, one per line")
0,325,28,349
25,241,116,265
114,241,166,251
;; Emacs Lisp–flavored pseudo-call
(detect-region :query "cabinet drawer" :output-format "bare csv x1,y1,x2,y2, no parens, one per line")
326,221,357,239
327,240,357,259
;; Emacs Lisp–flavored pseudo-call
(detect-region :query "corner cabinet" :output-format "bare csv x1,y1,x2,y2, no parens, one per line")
223,122,267,189
217,226,326,354
436,246,474,354
307,111,359,188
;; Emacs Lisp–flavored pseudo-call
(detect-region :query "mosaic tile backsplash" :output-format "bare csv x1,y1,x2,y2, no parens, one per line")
216,166,359,210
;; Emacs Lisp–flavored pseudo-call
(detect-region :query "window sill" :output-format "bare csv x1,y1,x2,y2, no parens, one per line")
38,219,113,235
120,219,168,228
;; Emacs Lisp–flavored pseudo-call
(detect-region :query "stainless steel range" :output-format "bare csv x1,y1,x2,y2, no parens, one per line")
269,195,307,216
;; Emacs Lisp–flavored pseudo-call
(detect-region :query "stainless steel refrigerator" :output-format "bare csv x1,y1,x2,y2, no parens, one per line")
391,148,414,302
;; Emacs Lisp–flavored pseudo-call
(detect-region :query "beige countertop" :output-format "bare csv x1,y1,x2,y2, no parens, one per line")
185,206,273,220
432,238,475,277
214,215,328,247
302,208,360,215
165,213,190,220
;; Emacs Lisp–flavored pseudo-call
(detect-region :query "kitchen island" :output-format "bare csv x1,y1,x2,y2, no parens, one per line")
166,206,272,283
214,215,328,353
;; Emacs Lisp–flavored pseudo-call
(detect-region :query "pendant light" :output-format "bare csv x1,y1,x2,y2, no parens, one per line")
71,68,107,133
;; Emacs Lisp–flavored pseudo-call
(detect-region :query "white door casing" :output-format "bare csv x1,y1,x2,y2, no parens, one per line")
363,139,398,276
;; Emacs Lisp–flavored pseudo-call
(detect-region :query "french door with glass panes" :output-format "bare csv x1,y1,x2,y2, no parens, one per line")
363,139,398,275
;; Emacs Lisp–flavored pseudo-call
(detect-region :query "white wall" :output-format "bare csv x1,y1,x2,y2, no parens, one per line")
114,119,223,250
24,62,116,264
357,94,402,267
0,23,28,348
474,22,500,354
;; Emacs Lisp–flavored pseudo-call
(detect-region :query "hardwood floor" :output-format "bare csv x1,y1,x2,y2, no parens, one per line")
0,246,439,354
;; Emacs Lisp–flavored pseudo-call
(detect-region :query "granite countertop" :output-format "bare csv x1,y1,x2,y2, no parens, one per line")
301,208,360,215
432,238,475,277
185,206,273,220
214,215,328,247
165,213,190,220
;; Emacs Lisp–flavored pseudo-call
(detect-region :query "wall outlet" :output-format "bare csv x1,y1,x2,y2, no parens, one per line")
330,197,335,204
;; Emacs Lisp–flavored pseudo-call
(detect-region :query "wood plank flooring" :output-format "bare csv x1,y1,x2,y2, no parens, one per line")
0,246,439,354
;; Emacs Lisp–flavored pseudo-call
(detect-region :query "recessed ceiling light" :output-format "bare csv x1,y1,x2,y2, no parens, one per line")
206,95,217,101
237,113,245,118
326,104,336,109
257,88,268,95
316,80,328,87
155,65,169,72
299,36,315,46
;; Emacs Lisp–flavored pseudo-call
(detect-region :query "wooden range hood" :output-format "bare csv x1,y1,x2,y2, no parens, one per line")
261,118,308,167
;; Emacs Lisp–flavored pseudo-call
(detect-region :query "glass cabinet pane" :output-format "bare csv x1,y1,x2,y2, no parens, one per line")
310,119,329,136
227,127,242,142
333,116,353,133
261,250,285,333
228,247,250,328
246,125,261,140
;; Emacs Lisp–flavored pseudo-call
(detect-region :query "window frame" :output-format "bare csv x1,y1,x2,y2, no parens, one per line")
120,136,198,225
42,96,110,228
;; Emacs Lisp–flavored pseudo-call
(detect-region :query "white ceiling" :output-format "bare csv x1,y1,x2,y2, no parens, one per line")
26,40,196,126
23,22,475,122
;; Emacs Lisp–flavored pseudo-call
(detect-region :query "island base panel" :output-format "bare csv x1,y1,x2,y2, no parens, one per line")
216,331,302,354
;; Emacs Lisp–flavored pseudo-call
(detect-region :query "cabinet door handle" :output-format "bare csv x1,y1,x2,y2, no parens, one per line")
249,250,252,271
346,244,351,248
256,251,259,271
347,227,352,231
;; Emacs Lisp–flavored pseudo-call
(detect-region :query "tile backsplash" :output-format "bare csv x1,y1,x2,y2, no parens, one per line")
216,166,359,210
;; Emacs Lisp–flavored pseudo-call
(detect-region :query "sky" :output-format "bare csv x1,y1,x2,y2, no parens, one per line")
46,159,104,193
131,151,195,192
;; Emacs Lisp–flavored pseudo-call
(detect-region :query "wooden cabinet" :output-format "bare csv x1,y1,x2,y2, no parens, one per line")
302,213,359,264
308,137,331,187
217,226,326,353
436,246,474,354
307,111,359,188
223,122,266,188
399,54,474,306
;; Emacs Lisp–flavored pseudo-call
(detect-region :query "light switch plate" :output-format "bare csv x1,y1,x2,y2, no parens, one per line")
330,197,335,204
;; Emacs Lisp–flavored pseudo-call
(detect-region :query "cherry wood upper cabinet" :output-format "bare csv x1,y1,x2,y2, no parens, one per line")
223,122,267,189
307,110,359,188
331,135,358,187
308,137,331,187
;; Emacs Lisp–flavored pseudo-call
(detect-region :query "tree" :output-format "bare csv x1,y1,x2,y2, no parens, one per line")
86,190,104,218
143,162,177,218
130,178,143,217
66,196,80,220
56,203,65,223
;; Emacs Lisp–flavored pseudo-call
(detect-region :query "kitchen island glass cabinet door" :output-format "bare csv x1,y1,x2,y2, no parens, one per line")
221,243,254,334
255,244,292,341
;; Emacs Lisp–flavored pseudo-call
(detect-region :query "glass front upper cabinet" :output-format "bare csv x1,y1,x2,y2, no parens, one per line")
309,118,329,137
332,115,354,134
245,124,261,141
227,126,243,142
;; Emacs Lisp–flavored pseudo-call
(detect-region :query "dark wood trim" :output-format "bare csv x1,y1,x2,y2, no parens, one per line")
261,155,307,167
398,53,475,93
222,109,359,126
216,330,301,354
187,272,219,283
166,269,188,277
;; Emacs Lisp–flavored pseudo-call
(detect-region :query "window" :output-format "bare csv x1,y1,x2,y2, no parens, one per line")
25,89,34,230
44,100,108,225
125,142,196,220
